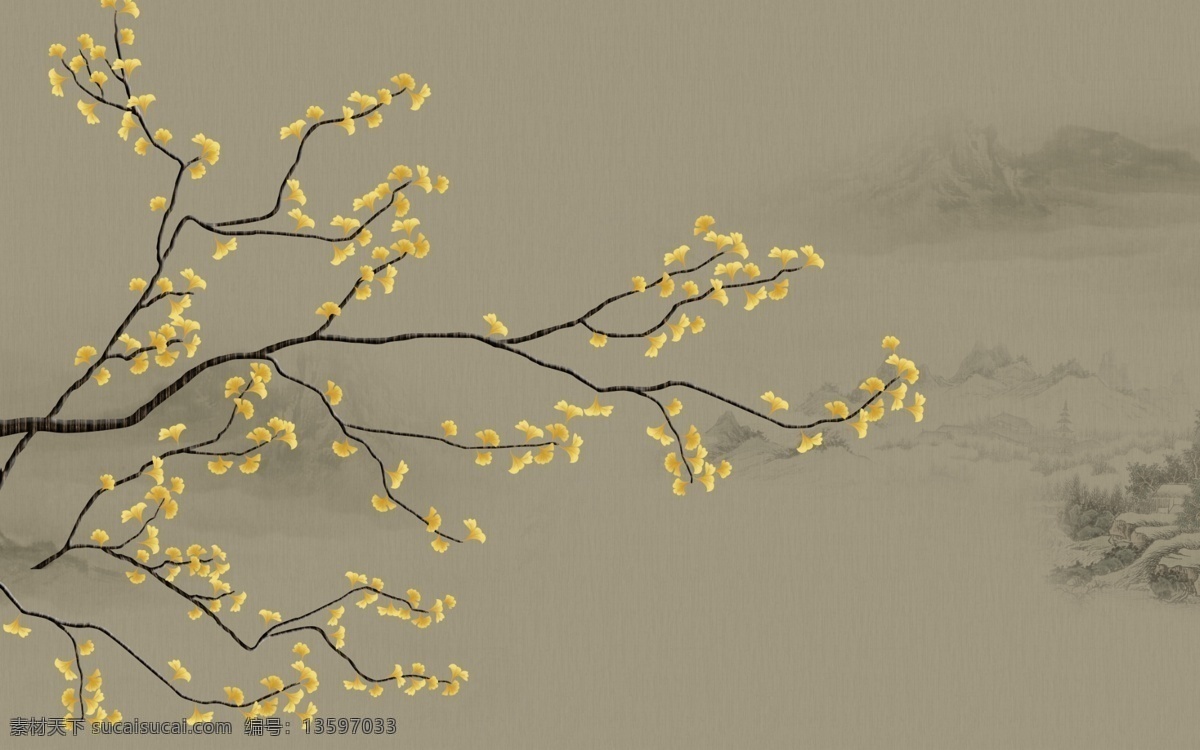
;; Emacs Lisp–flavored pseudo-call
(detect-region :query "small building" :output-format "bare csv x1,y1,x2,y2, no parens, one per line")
989,412,1033,434
1154,484,1194,515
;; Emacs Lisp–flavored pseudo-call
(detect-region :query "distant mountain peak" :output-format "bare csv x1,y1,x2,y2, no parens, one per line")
834,118,1200,240
706,411,765,454
950,343,1031,384
855,116,1049,228
1016,124,1200,191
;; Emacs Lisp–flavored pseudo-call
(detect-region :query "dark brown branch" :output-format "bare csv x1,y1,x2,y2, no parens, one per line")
0,580,300,709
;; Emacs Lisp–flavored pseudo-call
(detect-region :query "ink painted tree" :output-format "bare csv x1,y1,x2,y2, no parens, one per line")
1,0,926,729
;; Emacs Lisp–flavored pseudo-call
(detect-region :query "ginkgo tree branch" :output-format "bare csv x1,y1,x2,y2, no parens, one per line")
32,384,250,570
6,1,926,727
1,581,305,712
503,247,729,345
213,96,402,229
0,332,894,437
263,357,466,542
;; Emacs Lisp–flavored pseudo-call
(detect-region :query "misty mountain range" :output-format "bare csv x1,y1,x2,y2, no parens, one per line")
707,343,1195,461
817,118,1200,239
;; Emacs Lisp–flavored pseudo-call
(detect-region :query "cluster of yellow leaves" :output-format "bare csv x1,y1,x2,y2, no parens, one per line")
221,652,317,721
652,414,733,496
98,270,207,380
418,506,486,554
282,73,426,142
208,364,295,476
384,662,467,698
461,397,598,487
328,576,460,642
795,336,926,454
623,216,814,355
61,649,118,726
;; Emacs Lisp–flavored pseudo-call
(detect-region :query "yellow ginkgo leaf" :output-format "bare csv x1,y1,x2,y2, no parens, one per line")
464,519,486,543
157,423,186,443
325,381,343,405
715,261,742,280
483,313,507,337
801,245,824,269
824,401,849,419
168,659,191,682
315,302,342,318
113,58,140,76
694,215,716,235
409,83,431,111
332,440,357,458
663,245,689,267
288,208,315,230
279,119,305,140
646,423,674,446
588,331,608,348
515,420,544,441
644,333,667,358
760,391,788,414
77,100,100,124
768,246,798,266
372,494,397,512
744,287,768,311
415,166,434,193
583,397,613,417
337,106,356,135
90,529,110,545
4,618,31,638
859,377,885,395
120,502,146,523
797,431,823,454
48,68,67,96
55,657,77,681
240,454,262,474
563,434,583,463
554,401,584,422
387,461,408,489
508,451,533,475
906,392,926,423
709,279,728,306
330,243,355,266
213,237,237,260
850,412,870,439
424,507,442,533
441,420,457,437
187,708,214,726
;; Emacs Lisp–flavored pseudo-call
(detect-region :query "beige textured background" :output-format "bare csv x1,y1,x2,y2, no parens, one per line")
2,1,1200,748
